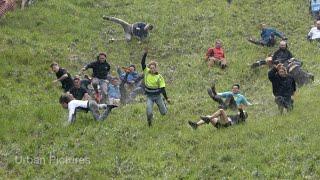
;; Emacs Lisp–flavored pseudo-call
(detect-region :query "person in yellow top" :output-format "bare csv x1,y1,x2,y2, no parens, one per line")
141,48,171,126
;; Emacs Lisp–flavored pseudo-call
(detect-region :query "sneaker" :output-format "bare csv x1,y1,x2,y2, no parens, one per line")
200,116,211,123
188,121,198,130
102,15,110,20
107,104,118,110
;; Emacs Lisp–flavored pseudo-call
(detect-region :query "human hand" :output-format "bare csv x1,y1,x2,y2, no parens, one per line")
166,98,172,104
52,80,58,83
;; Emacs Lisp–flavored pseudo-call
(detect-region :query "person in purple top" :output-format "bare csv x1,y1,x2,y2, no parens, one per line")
102,16,153,43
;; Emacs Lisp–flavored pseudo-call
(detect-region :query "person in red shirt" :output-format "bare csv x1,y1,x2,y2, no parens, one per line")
205,39,227,69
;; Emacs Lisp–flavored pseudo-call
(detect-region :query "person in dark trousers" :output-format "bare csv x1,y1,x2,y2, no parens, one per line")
188,108,248,130
103,16,153,43
268,63,296,114
68,76,90,100
248,23,287,47
51,62,74,92
141,48,171,126
271,40,293,66
59,94,117,124
81,52,111,103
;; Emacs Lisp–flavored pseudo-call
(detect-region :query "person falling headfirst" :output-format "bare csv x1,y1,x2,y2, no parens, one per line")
103,16,153,43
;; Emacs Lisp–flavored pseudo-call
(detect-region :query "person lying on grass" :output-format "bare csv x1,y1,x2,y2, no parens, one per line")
188,108,248,129
59,94,117,124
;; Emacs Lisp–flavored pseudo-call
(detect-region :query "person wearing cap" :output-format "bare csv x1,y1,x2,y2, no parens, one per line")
141,48,170,126
248,23,287,47
50,62,74,92
67,76,90,101
207,82,251,110
80,52,111,103
117,64,141,104
205,39,227,69
102,16,153,43
188,108,248,130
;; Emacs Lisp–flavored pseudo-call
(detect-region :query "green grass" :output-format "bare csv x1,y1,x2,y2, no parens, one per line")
1,0,320,178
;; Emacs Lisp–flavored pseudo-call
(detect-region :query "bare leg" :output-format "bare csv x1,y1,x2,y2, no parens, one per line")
210,109,229,124
103,16,132,41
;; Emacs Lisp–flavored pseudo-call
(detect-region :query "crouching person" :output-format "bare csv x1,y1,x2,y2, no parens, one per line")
59,94,117,124
188,108,248,130
268,64,296,114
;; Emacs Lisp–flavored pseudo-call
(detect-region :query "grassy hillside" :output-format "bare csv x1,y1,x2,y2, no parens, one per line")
0,0,320,178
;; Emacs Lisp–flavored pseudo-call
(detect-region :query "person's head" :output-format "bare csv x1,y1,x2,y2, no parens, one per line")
97,52,107,63
59,94,72,109
148,61,158,74
144,24,153,31
279,40,287,50
260,23,267,30
215,39,222,48
73,76,81,88
50,62,59,73
129,64,136,72
316,20,320,30
111,77,119,85
278,66,288,77
231,84,240,94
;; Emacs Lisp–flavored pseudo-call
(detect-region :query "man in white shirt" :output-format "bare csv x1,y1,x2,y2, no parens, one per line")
307,20,320,41
59,95,117,123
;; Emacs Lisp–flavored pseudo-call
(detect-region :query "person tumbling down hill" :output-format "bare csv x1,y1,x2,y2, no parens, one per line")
205,39,227,69
67,76,90,101
207,82,251,110
268,63,296,114
188,108,248,130
248,23,287,47
141,48,171,126
59,94,117,124
103,16,153,43
50,62,74,92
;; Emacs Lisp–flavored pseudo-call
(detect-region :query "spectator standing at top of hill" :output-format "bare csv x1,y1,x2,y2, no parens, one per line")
80,52,110,103
307,20,320,41
271,40,293,66
188,108,248,130
59,94,117,124
68,76,90,101
248,23,287,47
50,62,74,92
102,16,153,43
268,63,296,114
141,48,171,126
207,82,251,110
205,39,227,69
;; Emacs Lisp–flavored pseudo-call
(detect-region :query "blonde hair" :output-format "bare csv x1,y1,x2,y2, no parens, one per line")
148,60,158,68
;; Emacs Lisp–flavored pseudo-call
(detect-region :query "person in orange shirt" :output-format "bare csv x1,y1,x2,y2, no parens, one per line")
205,39,227,69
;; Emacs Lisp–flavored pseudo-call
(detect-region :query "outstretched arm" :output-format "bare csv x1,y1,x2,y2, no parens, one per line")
141,48,148,70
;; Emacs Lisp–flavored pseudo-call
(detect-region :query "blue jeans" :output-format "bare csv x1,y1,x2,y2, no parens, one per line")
146,94,167,121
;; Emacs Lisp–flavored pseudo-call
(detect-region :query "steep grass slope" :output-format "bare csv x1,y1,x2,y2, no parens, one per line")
0,0,319,178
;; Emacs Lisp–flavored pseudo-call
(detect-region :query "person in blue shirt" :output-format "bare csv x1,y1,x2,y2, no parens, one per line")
207,82,251,110
107,77,121,106
248,23,287,47
102,16,153,43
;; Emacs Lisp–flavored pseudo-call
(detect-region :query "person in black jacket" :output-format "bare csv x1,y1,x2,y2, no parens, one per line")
81,52,110,103
51,62,74,92
268,63,296,114
272,40,293,66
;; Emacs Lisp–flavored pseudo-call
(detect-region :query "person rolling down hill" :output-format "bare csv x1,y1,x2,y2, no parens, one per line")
59,94,117,124
141,48,171,126
207,82,251,110
188,108,248,129
248,23,287,47
103,16,153,43
50,62,74,92
268,63,296,114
